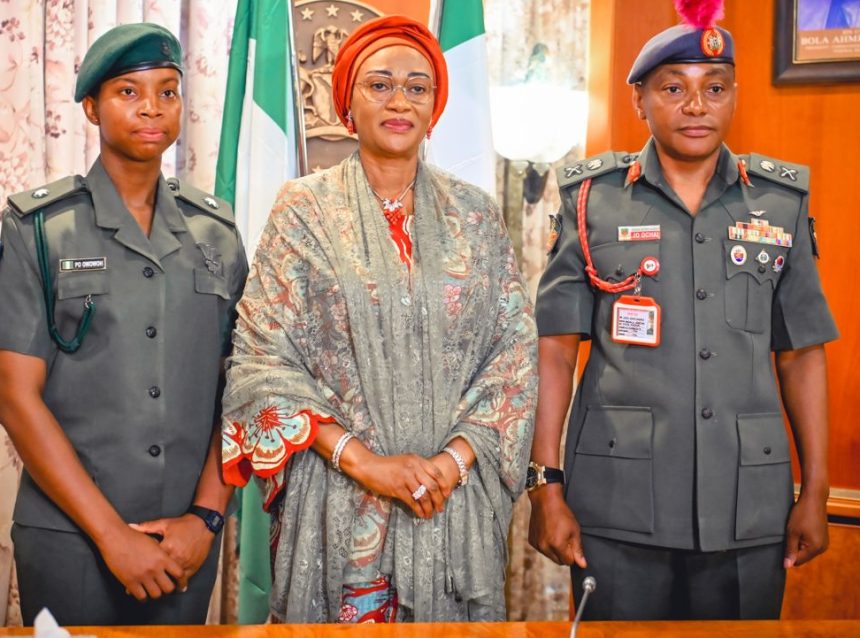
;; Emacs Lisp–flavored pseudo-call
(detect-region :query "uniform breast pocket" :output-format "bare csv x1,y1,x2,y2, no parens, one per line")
590,241,661,288
194,267,231,299
723,240,788,333
57,271,110,300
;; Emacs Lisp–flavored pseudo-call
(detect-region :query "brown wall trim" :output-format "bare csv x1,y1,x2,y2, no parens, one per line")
796,486,860,520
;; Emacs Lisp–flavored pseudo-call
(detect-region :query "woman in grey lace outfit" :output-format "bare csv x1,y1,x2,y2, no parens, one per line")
221,15,537,623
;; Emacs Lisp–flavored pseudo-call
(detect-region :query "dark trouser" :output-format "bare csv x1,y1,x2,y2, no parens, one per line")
572,534,785,620
12,523,221,626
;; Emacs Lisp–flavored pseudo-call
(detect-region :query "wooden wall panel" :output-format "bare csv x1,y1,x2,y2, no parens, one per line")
783,523,860,619
587,0,860,492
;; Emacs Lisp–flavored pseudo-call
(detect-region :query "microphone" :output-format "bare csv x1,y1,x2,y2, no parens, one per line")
570,576,597,638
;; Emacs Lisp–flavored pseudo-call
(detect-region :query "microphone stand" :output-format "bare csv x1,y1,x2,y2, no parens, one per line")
570,576,596,638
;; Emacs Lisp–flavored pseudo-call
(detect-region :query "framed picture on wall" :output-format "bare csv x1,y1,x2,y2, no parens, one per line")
774,0,860,84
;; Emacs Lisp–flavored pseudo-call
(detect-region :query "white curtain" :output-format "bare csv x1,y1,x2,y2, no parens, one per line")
0,0,237,625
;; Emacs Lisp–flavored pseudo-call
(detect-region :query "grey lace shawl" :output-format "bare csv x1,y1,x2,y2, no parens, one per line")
222,153,537,621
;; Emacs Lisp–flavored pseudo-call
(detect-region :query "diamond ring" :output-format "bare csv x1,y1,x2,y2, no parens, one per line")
412,484,428,500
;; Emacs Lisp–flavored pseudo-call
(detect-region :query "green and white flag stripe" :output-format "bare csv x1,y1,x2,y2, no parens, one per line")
215,0,299,623
428,0,496,195
216,0,299,256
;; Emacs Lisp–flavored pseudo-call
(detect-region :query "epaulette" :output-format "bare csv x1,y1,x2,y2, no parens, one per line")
743,153,809,193
6,176,87,216
557,151,634,190
167,178,235,226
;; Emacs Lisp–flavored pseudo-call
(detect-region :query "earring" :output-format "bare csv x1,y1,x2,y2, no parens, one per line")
346,111,355,135
425,126,433,140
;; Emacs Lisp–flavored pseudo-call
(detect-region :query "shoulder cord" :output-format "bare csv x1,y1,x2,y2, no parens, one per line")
34,209,95,353
576,178,641,294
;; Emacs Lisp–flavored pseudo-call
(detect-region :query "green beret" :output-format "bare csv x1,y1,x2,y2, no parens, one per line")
74,23,182,103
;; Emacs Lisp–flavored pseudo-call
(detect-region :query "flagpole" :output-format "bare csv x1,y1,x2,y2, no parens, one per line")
287,1,309,177
420,0,444,164
429,0,443,36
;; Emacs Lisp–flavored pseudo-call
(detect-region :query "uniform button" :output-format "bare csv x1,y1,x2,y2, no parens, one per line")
701,407,714,419
608,438,616,449
695,232,706,243
758,265,767,274
143,266,155,278
696,289,708,300
699,348,712,360
148,445,162,457
145,326,157,338
615,265,625,276
763,447,772,455
148,386,161,398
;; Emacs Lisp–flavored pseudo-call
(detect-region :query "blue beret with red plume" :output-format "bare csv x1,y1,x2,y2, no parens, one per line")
627,0,734,84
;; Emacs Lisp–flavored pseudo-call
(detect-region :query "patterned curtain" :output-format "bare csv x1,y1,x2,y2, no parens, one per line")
0,0,238,625
485,0,590,621
0,0,591,626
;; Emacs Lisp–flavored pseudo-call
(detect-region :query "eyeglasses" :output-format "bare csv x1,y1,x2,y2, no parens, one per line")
356,78,436,105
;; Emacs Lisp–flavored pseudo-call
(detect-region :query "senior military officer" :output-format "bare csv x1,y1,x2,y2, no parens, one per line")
0,24,248,625
527,13,838,621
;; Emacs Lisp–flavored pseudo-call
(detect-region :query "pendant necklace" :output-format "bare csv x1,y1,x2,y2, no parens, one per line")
370,177,416,224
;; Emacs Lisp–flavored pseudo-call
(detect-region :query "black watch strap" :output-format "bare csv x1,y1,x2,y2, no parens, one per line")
527,462,565,491
542,467,565,483
187,505,225,534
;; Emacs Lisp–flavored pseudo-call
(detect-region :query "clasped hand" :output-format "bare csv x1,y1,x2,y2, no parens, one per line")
355,452,461,519
98,514,214,601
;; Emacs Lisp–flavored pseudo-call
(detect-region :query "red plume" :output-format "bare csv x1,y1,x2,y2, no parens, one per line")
674,0,724,29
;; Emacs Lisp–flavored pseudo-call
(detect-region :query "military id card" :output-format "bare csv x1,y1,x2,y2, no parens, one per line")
611,295,661,347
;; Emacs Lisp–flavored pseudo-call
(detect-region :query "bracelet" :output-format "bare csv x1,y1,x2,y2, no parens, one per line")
442,446,469,486
331,432,355,473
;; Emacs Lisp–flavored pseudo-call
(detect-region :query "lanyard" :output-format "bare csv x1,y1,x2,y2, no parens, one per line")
34,209,96,353
576,177,657,295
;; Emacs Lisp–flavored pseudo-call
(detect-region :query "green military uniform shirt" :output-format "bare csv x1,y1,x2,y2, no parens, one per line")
536,139,838,551
0,158,249,532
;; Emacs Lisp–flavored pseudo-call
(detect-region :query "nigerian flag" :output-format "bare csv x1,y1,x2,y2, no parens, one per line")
216,0,299,255
428,0,496,195
215,0,299,623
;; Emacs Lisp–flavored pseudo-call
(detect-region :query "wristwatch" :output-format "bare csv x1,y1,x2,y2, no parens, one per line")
187,505,225,534
526,461,565,492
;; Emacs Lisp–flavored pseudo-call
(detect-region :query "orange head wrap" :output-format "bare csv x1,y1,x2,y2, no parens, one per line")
331,15,449,129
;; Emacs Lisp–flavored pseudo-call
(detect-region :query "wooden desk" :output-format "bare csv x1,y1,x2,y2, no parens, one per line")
1,621,859,638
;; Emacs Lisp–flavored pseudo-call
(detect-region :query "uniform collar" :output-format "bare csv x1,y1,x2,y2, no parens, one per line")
635,139,739,186
635,138,663,187
635,139,741,212
715,144,740,186
87,157,186,267
88,158,186,232
88,158,131,230
155,175,188,233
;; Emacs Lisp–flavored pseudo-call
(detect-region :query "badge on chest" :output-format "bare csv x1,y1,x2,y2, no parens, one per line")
611,256,661,347
59,257,107,272
612,294,661,347
575,178,663,348
728,218,792,247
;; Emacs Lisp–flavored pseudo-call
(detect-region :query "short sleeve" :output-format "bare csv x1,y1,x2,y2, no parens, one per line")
771,194,839,351
0,210,55,360
535,186,595,337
